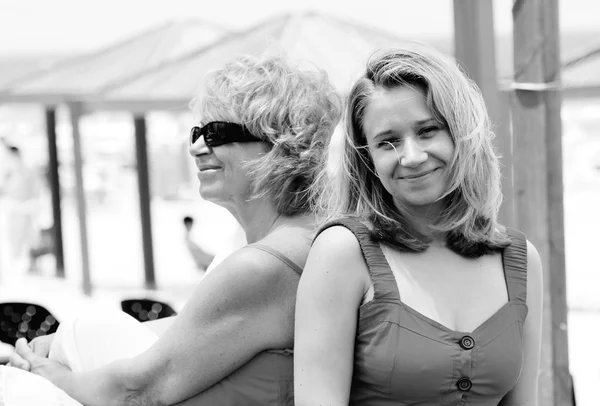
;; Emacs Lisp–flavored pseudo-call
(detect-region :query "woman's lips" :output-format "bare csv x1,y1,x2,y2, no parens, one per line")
198,166,222,171
400,167,439,180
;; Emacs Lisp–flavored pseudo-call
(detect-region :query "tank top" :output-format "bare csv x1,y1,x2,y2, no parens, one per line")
317,218,528,406
177,243,302,406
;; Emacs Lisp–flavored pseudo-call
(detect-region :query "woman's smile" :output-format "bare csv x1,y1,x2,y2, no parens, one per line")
399,167,440,181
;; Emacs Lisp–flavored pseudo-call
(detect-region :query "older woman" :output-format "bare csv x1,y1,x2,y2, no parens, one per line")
9,53,341,406
294,46,543,405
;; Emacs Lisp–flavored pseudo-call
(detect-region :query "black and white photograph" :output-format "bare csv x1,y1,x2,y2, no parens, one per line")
0,1,598,405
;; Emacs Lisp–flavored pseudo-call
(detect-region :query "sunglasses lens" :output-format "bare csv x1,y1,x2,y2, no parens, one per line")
205,126,221,146
190,126,202,145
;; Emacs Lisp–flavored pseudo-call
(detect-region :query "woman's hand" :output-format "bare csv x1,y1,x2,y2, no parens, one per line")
12,337,71,382
28,333,55,357
7,333,55,371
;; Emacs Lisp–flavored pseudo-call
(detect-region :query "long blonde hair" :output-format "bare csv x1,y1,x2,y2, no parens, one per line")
318,46,509,257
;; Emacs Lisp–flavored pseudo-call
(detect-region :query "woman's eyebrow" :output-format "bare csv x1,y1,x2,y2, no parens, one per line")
372,129,395,140
414,117,436,126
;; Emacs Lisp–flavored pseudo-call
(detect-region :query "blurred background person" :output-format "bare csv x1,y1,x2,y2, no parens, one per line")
182,215,214,273
0,142,44,277
182,213,247,275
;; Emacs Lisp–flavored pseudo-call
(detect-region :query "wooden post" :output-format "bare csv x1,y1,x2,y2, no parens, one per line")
68,102,92,296
45,107,65,277
134,114,156,290
511,0,572,404
453,0,515,227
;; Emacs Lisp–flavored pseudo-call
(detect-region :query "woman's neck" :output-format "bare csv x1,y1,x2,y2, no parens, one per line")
405,205,446,245
226,197,283,244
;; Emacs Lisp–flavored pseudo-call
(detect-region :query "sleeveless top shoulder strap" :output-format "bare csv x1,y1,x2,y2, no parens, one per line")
502,227,528,304
316,218,400,303
246,243,304,275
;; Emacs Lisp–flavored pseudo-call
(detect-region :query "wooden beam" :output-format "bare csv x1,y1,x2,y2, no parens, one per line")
453,0,515,227
68,102,92,296
134,115,156,290
44,107,65,277
511,0,572,404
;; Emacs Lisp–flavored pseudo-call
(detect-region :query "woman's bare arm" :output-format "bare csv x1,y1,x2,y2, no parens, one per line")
143,316,176,337
294,226,369,406
500,240,544,406
16,246,299,406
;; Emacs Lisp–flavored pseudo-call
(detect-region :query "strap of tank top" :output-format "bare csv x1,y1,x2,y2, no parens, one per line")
315,218,400,303
246,243,304,275
502,227,528,304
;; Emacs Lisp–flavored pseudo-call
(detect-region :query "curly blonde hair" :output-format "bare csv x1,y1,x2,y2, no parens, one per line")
190,53,342,215
320,46,510,257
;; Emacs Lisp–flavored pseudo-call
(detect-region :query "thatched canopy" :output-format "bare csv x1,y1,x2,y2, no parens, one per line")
0,19,228,104
90,12,429,112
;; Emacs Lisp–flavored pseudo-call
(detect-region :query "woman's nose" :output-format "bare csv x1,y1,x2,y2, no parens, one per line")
189,134,211,157
400,137,427,168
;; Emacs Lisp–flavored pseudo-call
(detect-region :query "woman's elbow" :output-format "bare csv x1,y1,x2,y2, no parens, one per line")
110,359,165,406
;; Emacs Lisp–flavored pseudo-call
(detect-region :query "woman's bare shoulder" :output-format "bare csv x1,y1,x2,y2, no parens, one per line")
210,245,295,283
298,225,370,306
257,221,315,270
194,246,299,329
308,225,368,278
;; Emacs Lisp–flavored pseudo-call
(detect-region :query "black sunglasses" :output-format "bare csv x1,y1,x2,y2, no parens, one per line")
190,121,263,147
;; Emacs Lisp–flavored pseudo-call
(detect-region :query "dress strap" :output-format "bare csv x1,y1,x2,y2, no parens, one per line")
502,228,528,304
315,218,400,303
246,243,304,275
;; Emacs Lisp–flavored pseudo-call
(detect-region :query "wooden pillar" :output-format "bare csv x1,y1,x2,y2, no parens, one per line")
134,114,156,290
68,102,92,296
45,107,65,277
511,0,571,404
453,0,515,227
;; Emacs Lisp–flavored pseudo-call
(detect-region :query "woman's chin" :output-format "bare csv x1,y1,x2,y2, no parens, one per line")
198,187,219,202
198,188,231,207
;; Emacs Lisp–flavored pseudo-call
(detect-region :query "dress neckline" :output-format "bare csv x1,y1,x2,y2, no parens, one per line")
376,242,513,336
397,299,512,336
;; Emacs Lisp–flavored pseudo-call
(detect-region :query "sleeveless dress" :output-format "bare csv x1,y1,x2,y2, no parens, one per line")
317,218,528,406
177,243,302,406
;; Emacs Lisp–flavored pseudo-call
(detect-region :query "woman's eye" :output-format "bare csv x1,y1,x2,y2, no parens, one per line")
419,127,438,137
378,138,401,148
